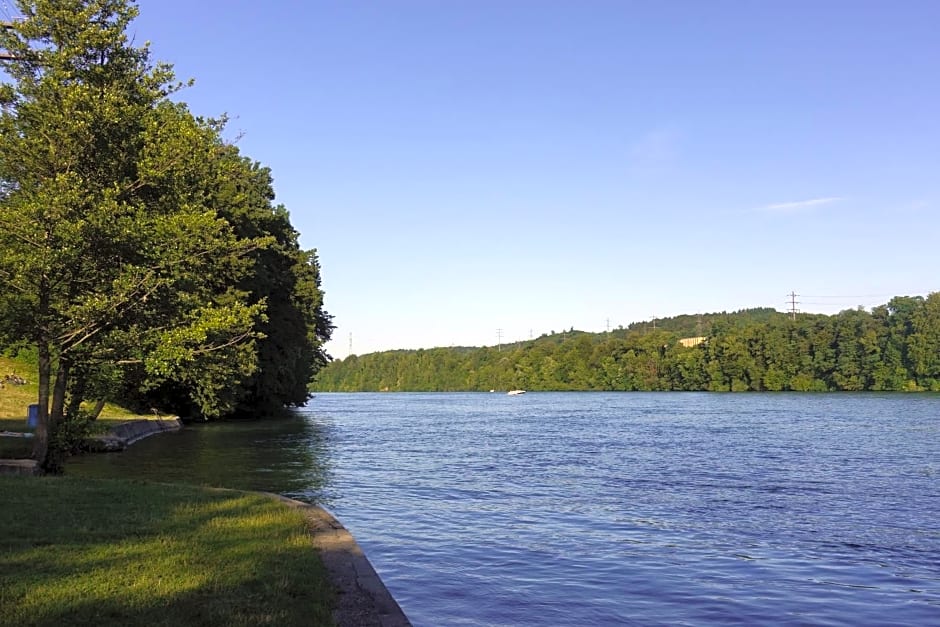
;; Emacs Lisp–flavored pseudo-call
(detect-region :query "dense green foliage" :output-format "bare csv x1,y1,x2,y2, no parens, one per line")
119,149,333,419
0,1,331,469
313,295,940,393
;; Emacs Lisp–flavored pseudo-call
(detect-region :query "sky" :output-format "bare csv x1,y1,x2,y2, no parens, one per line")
20,1,940,358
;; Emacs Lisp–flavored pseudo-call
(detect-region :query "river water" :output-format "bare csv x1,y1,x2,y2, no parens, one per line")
70,392,940,626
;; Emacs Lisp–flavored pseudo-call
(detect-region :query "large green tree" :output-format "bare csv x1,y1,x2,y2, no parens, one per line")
0,0,265,470
140,149,333,417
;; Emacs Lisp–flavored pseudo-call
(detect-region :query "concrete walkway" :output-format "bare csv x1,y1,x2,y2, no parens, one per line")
269,494,412,627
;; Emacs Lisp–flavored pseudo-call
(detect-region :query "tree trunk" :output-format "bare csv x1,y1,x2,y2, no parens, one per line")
90,398,107,421
30,341,52,467
42,357,71,473
51,358,69,421
65,367,87,420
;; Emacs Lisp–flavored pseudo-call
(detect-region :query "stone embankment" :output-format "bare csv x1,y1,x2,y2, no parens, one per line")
87,418,182,452
0,418,182,473
0,458,38,476
268,494,412,627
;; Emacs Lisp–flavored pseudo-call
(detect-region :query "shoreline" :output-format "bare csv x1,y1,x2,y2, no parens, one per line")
105,420,412,625
1,419,413,626
87,416,183,451
2,417,184,473
268,493,412,627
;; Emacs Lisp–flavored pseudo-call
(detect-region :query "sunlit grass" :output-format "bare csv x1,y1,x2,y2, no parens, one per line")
0,355,38,421
0,476,334,626
0,356,155,422
1,355,163,458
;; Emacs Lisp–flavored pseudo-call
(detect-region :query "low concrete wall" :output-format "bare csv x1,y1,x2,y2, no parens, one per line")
3,418,182,469
0,459,39,476
89,418,182,452
268,494,412,627
109,418,182,444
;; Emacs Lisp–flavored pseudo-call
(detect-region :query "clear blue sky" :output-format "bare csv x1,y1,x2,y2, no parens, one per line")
127,1,937,357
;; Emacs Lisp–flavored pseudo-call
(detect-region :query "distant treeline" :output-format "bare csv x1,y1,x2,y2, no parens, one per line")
312,294,940,392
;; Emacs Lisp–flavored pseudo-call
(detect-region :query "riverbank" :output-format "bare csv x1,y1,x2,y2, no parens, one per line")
271,494,410,627
2,419,412,626
0,476,409,626
87,417,184,451
0,417,183,474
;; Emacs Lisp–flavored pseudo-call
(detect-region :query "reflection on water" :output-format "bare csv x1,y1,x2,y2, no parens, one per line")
297,392,940,627
66,394,940,626
68,416,332,502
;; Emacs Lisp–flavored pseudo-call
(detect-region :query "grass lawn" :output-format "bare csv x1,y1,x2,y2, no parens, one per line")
0,476,334,626
1,355,152,423
0,354,39,424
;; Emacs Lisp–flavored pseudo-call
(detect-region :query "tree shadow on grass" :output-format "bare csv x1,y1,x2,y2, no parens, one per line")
0,477,334,627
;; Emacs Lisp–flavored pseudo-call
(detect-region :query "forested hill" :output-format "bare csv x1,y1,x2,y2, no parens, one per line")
312,295,940,393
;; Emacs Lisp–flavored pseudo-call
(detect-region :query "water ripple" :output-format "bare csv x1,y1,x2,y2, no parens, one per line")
300,392,940,626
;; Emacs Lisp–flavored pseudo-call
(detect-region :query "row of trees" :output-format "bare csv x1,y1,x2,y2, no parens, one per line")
0,1,331,470
313,295,940,393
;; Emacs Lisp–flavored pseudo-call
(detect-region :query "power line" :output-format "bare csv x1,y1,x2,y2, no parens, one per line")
798,291,931,312
787,291,800,321
1,19,17,61
801,293,903,299
1,3,26,61
801,301,873,307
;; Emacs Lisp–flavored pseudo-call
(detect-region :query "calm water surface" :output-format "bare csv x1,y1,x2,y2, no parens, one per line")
71,393,940,626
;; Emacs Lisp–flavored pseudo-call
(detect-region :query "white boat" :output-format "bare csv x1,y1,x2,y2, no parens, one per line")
507,389,526,396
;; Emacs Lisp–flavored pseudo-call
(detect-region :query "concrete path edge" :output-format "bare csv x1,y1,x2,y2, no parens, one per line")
3,420,412,627
265,493,412,627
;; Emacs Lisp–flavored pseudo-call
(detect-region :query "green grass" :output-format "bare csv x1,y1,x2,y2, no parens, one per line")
0,355,38,421
1,354,160,459
0,476,334,626
0,355,153,422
